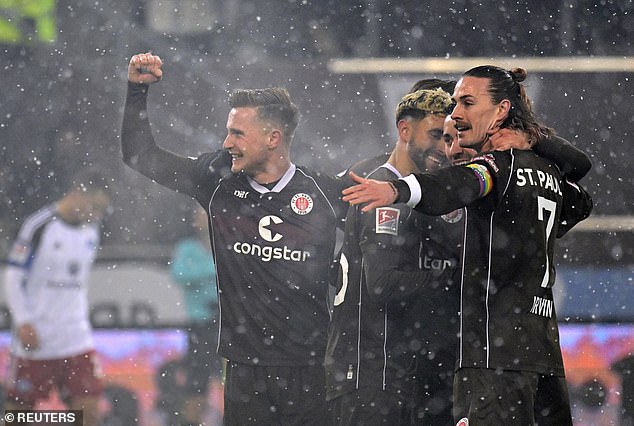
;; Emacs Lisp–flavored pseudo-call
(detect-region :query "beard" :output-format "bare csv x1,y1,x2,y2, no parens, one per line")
409,144,447,172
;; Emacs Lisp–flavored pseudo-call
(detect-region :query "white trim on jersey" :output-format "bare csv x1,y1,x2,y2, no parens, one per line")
247,164,297,194
458,210,468,369
207,187,223,356
502,150,517,196
380,162,402,179
485,212,494,368
355,258,364,390
382,304,388,391
485,152,516,367
295,167,339,220
401,174,422,208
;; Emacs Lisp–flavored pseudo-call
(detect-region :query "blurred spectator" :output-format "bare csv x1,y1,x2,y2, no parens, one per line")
3,168,111,426
100,384,140,425
612,355,634,426
169,204,221,425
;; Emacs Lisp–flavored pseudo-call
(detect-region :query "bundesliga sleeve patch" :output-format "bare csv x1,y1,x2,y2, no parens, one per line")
465,163,493,197
375,207,399,235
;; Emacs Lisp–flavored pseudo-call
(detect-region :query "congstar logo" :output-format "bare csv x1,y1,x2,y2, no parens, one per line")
231,215,311,262
258,215,283,242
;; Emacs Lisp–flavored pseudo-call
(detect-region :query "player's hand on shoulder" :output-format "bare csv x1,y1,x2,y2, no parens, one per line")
17,323,39,351
489,128,532,151
128,52,163,84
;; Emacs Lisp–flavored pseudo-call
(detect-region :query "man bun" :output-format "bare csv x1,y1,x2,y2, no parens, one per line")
509,67,527,83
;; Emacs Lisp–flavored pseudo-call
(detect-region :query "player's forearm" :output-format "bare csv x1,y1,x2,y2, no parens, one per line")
121,82,154,164
395,167,485,215
533,135,591,182
121,82,201,194
121,82,181,176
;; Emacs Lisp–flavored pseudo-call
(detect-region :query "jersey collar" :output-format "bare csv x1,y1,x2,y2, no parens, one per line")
247,163,296,194
380,162,402,178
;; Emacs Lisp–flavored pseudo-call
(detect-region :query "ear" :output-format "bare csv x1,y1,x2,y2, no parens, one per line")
495,99,511,123
397,119,411,143
267,129,283,149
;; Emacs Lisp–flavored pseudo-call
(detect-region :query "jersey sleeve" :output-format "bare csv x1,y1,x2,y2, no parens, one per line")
312,170,350,224
533,135,592,182
121,82,232,199
4,266,32,326
394,153,504,215
3,206,53,326
556,180,593,237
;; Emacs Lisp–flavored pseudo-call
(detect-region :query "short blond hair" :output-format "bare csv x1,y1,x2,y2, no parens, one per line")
395,88,454,125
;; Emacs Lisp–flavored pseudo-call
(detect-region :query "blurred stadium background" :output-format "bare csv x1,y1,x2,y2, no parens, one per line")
0,0,632,424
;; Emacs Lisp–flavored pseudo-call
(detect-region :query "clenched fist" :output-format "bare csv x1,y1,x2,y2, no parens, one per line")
128,52,163,84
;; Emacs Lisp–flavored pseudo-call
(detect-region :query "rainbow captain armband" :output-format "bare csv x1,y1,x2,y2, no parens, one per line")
465,163,493,197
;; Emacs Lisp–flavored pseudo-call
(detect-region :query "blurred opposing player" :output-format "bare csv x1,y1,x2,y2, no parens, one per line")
4,169,110,426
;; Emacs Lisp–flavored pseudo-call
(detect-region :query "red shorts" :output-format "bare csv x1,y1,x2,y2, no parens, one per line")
6,350,103,405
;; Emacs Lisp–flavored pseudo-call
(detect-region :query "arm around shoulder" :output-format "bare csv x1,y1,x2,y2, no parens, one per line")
534,135,592,182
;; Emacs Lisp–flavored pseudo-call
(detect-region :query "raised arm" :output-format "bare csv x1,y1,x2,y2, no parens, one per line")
121,52,224,196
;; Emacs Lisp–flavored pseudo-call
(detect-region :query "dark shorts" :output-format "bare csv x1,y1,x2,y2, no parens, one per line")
453,367,572,426
328,388,412,426
185,320,221,395
223,361,327,426
412,364,454,426
6,350,103,406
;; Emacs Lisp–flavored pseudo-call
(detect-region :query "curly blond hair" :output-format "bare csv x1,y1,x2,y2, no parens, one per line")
395,88,454,125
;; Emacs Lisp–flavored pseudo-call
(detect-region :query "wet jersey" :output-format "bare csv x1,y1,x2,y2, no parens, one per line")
4,204,99,359
394,149,592,375
122,82,347,366
325,162,460,400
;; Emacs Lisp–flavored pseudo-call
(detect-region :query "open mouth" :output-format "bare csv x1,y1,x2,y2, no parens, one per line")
454,122,470,133
228,151,242,161
426,152,447,167
452,158,471,166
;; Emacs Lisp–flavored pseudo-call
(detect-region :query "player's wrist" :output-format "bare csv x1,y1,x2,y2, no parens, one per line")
387,181,398,203
397,175,421,207
127,80,150,93
391,179,410,204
